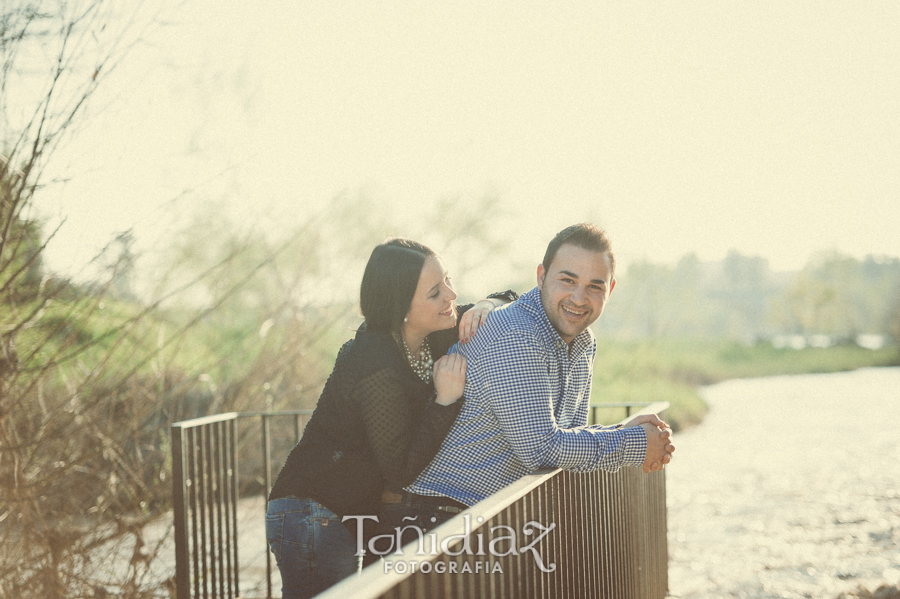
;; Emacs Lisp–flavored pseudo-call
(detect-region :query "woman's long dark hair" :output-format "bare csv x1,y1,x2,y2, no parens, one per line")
360,238,436,334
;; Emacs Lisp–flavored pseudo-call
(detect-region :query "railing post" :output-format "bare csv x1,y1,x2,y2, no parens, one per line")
172,424,191,599
212,421,225,598
204,425,218,598
262,414,273,598
228,417,239,598
188,428,201,599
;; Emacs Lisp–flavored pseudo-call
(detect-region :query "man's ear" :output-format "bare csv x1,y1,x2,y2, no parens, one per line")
536,264,546,290
609,278,616,296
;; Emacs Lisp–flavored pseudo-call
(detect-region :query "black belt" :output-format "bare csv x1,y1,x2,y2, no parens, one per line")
381,490,468,514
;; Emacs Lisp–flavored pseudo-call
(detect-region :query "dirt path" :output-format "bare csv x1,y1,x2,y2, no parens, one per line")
666,367,900,599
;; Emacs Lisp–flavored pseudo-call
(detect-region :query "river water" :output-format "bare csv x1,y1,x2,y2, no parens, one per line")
666,367,900,599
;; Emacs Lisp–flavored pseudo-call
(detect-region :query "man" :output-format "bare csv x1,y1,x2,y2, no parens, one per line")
404,223,674,509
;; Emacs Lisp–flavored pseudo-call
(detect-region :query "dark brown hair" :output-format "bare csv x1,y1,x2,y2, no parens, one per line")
542,223,615,276
360,238,436,334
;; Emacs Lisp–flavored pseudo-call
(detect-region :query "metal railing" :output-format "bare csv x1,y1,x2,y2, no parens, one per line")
171,402,668,599
171,410,313,599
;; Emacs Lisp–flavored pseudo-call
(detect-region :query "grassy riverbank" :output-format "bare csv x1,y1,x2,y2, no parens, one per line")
589,339,900,431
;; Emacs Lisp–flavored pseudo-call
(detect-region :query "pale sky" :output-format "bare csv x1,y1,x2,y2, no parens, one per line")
36,1,900,287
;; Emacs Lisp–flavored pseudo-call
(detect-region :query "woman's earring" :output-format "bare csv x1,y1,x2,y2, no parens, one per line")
404,317,408,322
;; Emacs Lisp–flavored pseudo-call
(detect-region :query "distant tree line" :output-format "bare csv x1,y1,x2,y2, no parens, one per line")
596,250,900,346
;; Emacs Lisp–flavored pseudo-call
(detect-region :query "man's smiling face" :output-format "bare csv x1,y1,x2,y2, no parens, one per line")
536,243,616,345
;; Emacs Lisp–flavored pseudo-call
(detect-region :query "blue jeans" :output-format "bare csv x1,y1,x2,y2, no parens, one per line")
265,497,358,599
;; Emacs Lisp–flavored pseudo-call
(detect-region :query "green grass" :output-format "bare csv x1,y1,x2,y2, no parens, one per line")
11,291,897,434
590,338,899,431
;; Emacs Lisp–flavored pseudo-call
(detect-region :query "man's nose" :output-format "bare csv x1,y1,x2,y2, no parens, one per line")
570,286,586,304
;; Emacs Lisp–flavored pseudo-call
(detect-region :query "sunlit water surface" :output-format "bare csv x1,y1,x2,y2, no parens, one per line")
667,367,900,599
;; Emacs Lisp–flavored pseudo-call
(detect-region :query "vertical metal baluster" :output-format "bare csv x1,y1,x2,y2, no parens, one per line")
631,467,642,599
489,512,504,599
662,467,669,597
613,468,624,599
188,428,201,599
601,467,611,598
583,471,594,595
198,426,210,599
473,512,487,599
502,504,519,598
656,470,664,598
214,422,226,598
540,483,552,598
640,468,649,599
575,471,587,597
621,467,632,599
659,468,668,598
660,409,670,598
528,483,541,598
554,474,566,599
634,468,643,599
230,418,240,597
524,494,537,599
653,470,661,598
552,476,564,599
588,471,601,597
572,471,587,598
523,489,538,599
205,425,218,597
262,414,272,598
221,420,234,599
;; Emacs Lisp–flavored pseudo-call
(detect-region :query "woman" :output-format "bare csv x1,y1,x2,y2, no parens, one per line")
265,238,516,599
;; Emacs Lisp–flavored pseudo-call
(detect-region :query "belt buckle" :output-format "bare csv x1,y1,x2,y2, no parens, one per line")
436,505,462,514
381,490,404,504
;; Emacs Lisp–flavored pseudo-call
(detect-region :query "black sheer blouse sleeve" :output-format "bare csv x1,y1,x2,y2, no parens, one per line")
353,367,462,490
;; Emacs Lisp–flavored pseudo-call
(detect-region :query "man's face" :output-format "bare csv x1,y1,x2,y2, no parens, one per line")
537,244,616,345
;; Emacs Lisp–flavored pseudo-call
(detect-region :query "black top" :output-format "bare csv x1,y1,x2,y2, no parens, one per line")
268,292,517,519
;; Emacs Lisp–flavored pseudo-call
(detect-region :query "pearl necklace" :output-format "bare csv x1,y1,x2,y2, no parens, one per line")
399,336,433,383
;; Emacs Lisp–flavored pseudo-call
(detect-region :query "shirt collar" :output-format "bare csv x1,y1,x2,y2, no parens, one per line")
519,287,594,359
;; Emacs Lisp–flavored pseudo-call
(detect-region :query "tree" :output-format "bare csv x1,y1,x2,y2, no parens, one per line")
0,3,190,597
714,251,772,342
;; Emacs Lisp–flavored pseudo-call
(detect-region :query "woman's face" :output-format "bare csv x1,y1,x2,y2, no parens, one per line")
404,255,458,341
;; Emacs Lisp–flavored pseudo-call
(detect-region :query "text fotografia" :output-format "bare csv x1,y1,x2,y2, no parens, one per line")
384,560,503,575
343,514,557,573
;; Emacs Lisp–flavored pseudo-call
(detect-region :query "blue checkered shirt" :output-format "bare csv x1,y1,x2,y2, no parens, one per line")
406,287,647,506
